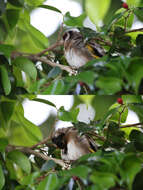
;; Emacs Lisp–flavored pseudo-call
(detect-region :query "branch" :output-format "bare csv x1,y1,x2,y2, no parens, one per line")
120,122,143,128
11,52,75,74
31,55,75,74
21,148,65,167
125,28,143,33
30,137,55,149
36,40,63,56
7,145,65,167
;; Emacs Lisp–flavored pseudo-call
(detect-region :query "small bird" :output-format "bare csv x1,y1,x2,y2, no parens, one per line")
63,29,105,69
52,127,97,161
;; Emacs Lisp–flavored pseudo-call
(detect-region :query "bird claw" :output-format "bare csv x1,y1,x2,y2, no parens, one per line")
62,161,71,170
69,69,78,76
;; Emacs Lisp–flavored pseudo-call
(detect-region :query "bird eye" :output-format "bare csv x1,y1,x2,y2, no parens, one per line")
63,31,74,41
63,32,68,41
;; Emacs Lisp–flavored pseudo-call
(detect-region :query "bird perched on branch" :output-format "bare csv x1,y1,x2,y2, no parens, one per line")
63,29,105,69
52,127,97,161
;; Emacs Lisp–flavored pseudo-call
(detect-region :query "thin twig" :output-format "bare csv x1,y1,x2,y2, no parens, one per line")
36,41,63,57
7,145,65,167
120,122,143,128
118,105,126,127
30,137,51,149
11,52,75,74
21,148,65,167
125,28,143,33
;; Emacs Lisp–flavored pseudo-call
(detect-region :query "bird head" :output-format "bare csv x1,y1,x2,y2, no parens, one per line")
63,29,82,42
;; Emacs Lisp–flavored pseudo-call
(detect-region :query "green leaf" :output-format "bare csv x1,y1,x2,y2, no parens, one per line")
64,12,86,27
37,173,59,190
122,95,143,104
134,8,143,22
43,79,66,94
60,165,91,179
129,103,143,122
121,154,142,190
41,160,56,172
90,171,116,189
109,104,128,124
47,67,62,79
85,0,111,25
96,77,122,94
133,169,143,190
114,8,134,29
126,0,141,7
0,165,5,190
58,106,79,122
10,103,43,146
0,101,16,123
6,9,20,30
7,150,31,174
0,44,14,59
24,21,49,49
21,172,40,185
38,5,62,13
32,98,56,108
0,138,8,152
129,130,143,151
7,0,24,7
0,65,11,95
12,56,37,80
25,0,45,6
127,58,143,93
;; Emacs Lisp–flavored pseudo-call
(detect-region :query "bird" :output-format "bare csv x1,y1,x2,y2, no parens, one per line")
62,29,105,69
51,127,97,161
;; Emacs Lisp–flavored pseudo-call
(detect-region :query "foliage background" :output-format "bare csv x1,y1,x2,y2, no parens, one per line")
1,95,143,189
0,0,143,95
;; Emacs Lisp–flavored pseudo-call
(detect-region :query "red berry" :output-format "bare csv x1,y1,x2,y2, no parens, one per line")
79,81,84,86
72,176,79,181
122,2,128,9
117,98,123,105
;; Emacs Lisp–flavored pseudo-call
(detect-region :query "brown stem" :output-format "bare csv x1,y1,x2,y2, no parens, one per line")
7,145,65,167
125,28,143,33
21,148,65,167
120,122,143,128
11,52,75,74
118,105,126,127
36,41,63,56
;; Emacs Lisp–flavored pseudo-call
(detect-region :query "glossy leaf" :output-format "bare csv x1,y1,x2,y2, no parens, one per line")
58,106,79,122
32,98,56,108
0,101,15,123
0,44,14,59
0,165,5,190
64,12,86,27
0,138,8,152
47,67,62,79
7,0,24,7
90,171,116,189
96,77,122,94
12,57,37,81
24,22,49,49
7,150,31,174
6,9,20,30
0,65,11,95
38,5,62,13
127,58,143,93
85,0,111,25
37,173,59,190
121,154,142,189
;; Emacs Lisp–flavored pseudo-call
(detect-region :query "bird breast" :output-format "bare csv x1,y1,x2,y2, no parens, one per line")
61,139,88,161
64,49,90,69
